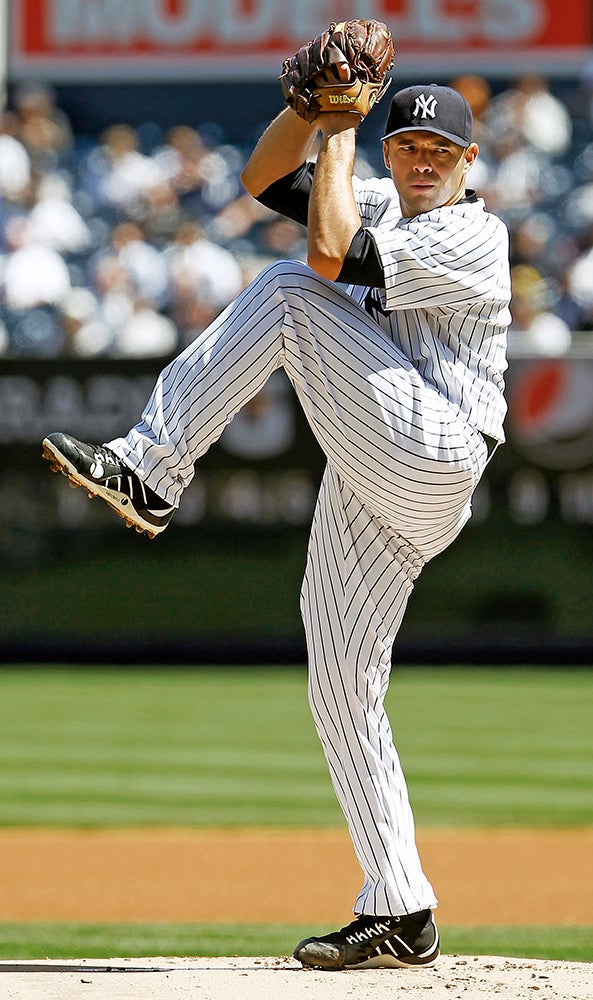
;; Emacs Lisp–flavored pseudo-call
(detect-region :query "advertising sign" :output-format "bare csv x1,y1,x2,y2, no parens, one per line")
10,0,593,81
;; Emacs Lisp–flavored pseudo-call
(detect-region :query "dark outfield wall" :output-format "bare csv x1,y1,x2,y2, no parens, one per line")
2,354,593,663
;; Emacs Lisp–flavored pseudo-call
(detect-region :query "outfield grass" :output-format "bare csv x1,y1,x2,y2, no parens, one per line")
0,922,591,963
0,665,591,828
0,666,591,963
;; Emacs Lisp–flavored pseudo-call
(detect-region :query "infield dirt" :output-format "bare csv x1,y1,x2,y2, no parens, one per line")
1,827,592,998
0,826,592,924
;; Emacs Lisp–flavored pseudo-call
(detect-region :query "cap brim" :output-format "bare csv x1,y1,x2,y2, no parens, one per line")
381,125,470,147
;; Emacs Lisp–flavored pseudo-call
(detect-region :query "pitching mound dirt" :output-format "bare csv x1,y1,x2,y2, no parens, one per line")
0,955,592,1000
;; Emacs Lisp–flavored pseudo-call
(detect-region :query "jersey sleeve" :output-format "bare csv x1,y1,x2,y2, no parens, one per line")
351,174,398,227
369,205,510,312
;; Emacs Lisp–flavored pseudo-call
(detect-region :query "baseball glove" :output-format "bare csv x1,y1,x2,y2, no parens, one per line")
279,19,394,124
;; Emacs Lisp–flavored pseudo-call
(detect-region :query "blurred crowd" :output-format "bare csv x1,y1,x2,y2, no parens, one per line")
2,73,593,360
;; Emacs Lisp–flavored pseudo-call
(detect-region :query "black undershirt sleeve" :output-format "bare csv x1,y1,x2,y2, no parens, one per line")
336,228,385,287
255,162,314,227
255,163,386,288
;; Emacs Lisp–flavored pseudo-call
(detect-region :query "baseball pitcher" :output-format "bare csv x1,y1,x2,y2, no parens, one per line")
42,20,511,970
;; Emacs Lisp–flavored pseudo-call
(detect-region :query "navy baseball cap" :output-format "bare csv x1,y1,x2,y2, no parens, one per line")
382,84,473,148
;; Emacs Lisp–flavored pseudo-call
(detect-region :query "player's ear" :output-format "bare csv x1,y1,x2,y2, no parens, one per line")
382,140,390,169
462,142,479,174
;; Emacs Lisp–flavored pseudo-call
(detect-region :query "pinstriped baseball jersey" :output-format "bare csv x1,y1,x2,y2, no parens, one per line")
350,175,511,442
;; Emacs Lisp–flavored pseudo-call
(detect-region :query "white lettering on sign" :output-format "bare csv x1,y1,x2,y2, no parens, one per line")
403,0,468,41
49,0,548,48
483,0,544,42
218,0,276,44
52,0,138,44
144,2,206,45
388,0,544,42
52,0,207,45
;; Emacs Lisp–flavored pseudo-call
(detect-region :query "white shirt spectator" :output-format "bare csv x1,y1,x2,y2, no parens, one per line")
507,311,572,356
566,247,593,314
90,124,168,215
113,302,178,358
484,75,572,158
117,236,170,308
0,216,71,309
167,222,243,309
26,174,92,254
58,287,113,357
520,88,572,157
509,264,572,356
0,133,31,200
99,151,166,213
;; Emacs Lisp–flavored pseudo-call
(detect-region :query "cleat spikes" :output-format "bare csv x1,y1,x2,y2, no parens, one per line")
41,433,175,536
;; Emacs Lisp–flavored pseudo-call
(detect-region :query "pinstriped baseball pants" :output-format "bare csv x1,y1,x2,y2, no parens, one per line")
109,260,490,917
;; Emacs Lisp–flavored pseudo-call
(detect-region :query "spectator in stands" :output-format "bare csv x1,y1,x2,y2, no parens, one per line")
472,75,574,220
135,179,185,247
483,74,572,158
89,255,134,349
508,211,581,277
153,125,213,195
209,191,273,246
449,74,493,145
165,219,244,344
0,214,71,312
112,298,179,358
564,223,593,331
255,215,307,262
25,172,92,255
93,221,171,311
58,287,112,357
551,270,583,334
508,264,572,356
81,123,168,217
449,74,496,197
13,81,73,172
153,125,243,220
563,175,593,231
0,111,32,205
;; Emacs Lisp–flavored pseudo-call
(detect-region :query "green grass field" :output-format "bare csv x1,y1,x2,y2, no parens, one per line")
0,664,591,961
0,922,591,963
1,665,591,828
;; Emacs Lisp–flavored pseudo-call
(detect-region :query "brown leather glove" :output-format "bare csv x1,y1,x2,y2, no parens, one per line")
279,19,395,124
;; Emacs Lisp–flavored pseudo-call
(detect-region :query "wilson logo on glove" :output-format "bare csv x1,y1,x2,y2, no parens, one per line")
329,93,363,105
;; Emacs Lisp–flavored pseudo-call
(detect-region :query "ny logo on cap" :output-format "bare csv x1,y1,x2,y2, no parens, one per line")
412,93,438,119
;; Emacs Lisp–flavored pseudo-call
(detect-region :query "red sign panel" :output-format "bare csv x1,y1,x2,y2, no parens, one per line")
10,0,593,80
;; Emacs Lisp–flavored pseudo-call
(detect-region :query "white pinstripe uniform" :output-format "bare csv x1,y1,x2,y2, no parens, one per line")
108,170,511,917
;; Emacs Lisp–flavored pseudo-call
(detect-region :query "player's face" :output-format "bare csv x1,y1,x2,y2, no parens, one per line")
383,130,479,218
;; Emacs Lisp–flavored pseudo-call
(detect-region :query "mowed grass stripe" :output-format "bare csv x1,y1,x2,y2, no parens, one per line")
0,922,591,963
0,666,591,827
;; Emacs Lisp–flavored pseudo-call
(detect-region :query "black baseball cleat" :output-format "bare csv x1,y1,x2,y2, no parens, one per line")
42,432,175,538
293,908,439,970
